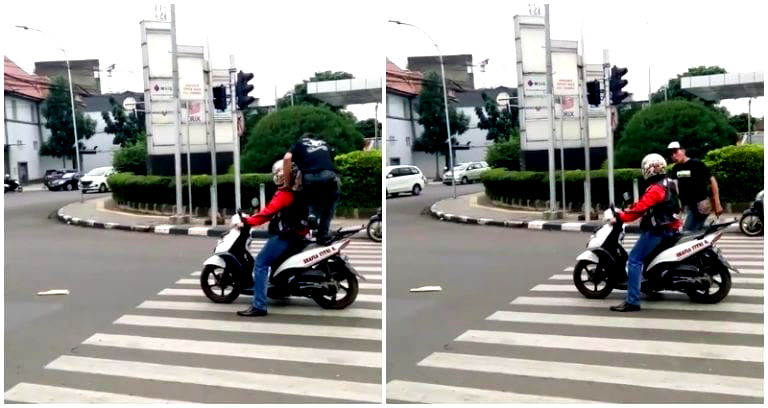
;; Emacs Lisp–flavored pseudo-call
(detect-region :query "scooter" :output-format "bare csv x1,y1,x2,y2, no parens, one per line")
739,190,763,237
4,175,22,193
200,202,366,309
573,195,738,304
366,207,382,242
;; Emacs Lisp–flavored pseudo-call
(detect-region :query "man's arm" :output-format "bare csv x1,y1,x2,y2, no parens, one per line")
283,152,293,188
710,176,723,215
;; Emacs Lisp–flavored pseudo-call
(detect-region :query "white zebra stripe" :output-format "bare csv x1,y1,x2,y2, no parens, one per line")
137,300,382,319
4,383,189,403
114,315,381,341
455,330,763,362
529,284,763,298
83,333,381,368
487,311,763,335
156,288,382,303
386,380,597,403
45,356,381,402
418,352,762,398
511,296,764,314
174,278,381,290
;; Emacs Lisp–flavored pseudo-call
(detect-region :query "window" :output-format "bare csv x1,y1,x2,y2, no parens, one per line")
410,167,420,175
406,136,411,147
389,158,401,166
33,141,39,150
11,99,18,120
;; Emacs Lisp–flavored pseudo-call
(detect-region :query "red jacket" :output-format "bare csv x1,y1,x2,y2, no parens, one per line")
243,189,309,236
618,183,682,231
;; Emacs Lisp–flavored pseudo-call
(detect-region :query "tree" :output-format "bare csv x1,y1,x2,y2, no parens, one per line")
240,105,364,173
475,92,518,143
413,71,469,178
485,129,521,170
650,66,727,106
112,133,148,175
728,113,760,134
277,71,354,111
615,100,737,168
40,76,97,168
354,118,381,139
102,97,145,147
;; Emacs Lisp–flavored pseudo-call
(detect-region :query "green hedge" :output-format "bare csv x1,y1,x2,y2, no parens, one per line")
481,168,644,209
335,150,382,210
703,144,764,203
108,149,382,212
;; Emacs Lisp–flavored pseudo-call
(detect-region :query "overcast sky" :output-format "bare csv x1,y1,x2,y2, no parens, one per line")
3,0,384,120
387,0,765,117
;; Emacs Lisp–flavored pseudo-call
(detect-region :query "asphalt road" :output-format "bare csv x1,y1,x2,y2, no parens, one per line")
386,183,764,403
4,189,382,403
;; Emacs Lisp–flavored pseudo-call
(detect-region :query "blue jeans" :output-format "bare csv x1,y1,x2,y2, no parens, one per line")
252,236,295,310
626,229,675,305
683,205,708,232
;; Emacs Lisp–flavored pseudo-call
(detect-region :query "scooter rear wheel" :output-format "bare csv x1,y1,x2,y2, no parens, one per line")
686,260,731,304
312,269,359,309
573,260,614,299
367,219,382,242
200,264,241,303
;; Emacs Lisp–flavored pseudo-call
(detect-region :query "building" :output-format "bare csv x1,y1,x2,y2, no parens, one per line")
81,91,145,171
4,56,55,183
452,86,518,163
35,59,101,96
407,54,475,90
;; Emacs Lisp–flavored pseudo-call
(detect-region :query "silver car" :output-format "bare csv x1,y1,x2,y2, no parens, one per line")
442,161,490,184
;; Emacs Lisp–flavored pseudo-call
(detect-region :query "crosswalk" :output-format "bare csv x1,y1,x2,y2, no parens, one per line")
387,235,764,403
5,240,383,404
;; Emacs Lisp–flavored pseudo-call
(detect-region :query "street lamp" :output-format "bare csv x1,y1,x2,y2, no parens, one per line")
16,25,81,174
388,20,457,199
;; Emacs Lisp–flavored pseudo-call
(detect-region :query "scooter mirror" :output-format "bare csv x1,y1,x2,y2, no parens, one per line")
250,198,260,208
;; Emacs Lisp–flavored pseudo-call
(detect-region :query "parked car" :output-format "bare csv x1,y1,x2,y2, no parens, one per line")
442,161,490,184
386,165,427,197
45,169,81,191
79,166,116,193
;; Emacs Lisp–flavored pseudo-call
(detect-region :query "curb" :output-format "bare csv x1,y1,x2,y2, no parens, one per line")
55,207,369,240
429,203,743,235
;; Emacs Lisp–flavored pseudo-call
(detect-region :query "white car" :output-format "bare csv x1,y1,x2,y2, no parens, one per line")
386,165,427,197
443,161,490,184
79,166,116,193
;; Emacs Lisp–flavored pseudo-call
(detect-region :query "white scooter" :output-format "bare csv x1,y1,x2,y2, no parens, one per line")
200,200,366,309
573,196,738,304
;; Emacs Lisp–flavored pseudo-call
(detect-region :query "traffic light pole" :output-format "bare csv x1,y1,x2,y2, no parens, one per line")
204,55,218,227
578,49,592,221
229,55,241,210
544,4,558,217
170,4,184,219
603,49,615,205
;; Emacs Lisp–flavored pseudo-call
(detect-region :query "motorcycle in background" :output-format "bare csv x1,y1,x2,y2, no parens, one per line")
739,190,763,237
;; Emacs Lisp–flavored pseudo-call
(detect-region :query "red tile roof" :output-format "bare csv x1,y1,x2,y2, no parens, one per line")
387,59,424,96
5,56,50,101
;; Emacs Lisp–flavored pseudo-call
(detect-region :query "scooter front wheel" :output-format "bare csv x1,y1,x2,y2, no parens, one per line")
312,269,359,309
200,264,241,303
573,260,614,299
367,219,382,242
739,213,763,237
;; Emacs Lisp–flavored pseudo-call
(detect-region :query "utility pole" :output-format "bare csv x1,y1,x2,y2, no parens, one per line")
185,101,193,219
579,31,592,221
603,49,615,205
230,55,241,210
170,4,184,219
204,54,218,226
544,4,558,216
559,98,566,213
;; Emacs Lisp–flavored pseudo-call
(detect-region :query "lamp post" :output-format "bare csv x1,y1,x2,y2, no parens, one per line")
389,20,457,199
16,25,81,174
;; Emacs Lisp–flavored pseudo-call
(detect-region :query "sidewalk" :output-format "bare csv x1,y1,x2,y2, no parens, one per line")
430,192,743,234
56,196,369,239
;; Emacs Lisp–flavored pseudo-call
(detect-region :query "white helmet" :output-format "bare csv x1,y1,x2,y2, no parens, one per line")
272,159,298,186
641,153,667,180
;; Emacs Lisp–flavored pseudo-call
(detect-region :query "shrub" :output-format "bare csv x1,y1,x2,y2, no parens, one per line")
334,150,382,210
112,136,147,175
703,144,764,203
485,137,520,170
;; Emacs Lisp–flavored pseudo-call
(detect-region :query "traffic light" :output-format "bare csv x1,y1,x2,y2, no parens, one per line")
609,66,629,105
235,71,256,110
212,85,228,111
586,80,601,106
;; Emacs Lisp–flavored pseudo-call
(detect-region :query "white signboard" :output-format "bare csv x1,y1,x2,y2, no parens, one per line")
179,52,204,100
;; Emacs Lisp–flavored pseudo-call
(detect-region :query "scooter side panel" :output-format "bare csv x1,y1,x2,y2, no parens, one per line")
273,243,344,276
577,251,599,263
203,255,226,269
646,234,715,271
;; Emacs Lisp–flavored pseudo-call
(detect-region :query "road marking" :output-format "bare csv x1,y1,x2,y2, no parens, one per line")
455,330,763,362
564,266,763,276
137,300,382,319
157,288,382,304
189,271,381,280
487,311,763,335
153,225,172,234
511,296,764,314
3,383,189,403
386,380,598,403
560,222,584,232
45,356,381,403
529,284,763,298
114,314,381,340
418,352,763,398
527,220,546,230
187,227,209,236
549,273,763,285
83,333,381,368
